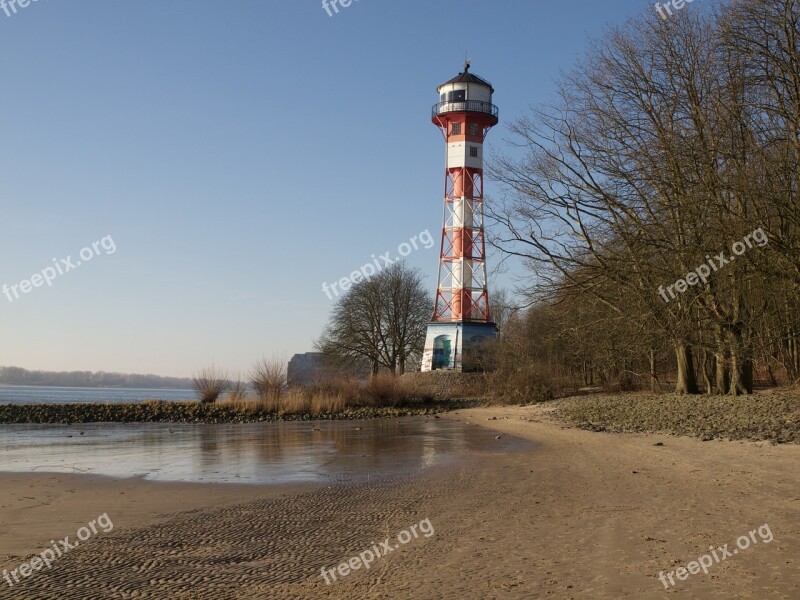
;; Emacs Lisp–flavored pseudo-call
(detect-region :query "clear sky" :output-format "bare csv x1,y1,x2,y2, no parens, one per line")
0,0,658,377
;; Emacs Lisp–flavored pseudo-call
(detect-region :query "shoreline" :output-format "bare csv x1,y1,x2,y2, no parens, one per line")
4,387,798,442
0,399,478,425
0,404,798,598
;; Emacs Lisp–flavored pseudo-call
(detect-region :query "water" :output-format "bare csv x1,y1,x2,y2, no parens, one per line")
0,384,195,404
0,418,530,485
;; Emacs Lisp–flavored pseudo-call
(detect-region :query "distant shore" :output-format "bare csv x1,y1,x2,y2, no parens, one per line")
0,399,477,424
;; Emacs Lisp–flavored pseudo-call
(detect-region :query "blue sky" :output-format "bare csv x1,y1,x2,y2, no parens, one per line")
0,0,658,377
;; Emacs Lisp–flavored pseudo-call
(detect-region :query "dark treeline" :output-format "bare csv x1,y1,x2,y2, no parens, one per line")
0,366,192,389
489,0,800,395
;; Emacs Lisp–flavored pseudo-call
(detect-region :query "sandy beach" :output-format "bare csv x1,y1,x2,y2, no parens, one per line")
1,404,798,599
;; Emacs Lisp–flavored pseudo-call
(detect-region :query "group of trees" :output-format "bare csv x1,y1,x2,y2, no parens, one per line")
318,0,800,397
0,365,192,389
488,0,800,395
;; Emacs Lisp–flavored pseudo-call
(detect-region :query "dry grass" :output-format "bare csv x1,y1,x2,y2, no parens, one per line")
309,377,360,404
220,393,277,412
228,376,249,403
214,373,424,414
310,392,347,414
276,389,311,415
362,373,412,407
217,389,347,415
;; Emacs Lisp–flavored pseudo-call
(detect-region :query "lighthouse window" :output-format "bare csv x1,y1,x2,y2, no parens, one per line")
470,146,479,157
451,123,462,135
447,90,466,102
468,123,480,136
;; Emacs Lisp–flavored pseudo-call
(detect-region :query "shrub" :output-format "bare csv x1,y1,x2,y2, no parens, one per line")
363,373,410,407
192,367,229,404
250,358,286,401
488,363,554,404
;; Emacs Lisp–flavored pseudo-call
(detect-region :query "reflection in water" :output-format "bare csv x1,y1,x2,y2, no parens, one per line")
0,417,530,484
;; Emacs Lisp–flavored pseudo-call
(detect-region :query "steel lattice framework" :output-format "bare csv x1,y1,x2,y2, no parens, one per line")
430,116,496,323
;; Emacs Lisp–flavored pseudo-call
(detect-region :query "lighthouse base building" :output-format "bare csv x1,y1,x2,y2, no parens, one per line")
420,322,497,372
420,63,499,373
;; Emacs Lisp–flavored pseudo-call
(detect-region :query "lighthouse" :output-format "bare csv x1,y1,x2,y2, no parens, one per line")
420,62,499,372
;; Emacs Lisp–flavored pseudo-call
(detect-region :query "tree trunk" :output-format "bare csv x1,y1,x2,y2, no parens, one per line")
702,351,714,394
740,358,754,393
786,324,799,382
766,363,777,387
582,361,594,386
650,349,661,393
715,352,730,395
715,323,730,395
729,349,753,395
674,344,699,394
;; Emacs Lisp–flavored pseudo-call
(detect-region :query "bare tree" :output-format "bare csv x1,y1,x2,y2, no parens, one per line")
379,263,430,374
317,262,431,376
490,288,518,338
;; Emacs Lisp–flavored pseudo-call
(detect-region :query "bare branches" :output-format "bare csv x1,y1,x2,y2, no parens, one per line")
192,367,229,405
316,262,431,377
250,357,287,401
488,0,800,394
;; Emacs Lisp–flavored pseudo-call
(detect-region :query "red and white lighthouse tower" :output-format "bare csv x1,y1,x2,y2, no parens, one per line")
421,62,499,372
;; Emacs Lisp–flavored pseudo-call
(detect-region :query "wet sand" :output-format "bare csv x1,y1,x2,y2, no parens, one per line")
1,405,798,599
